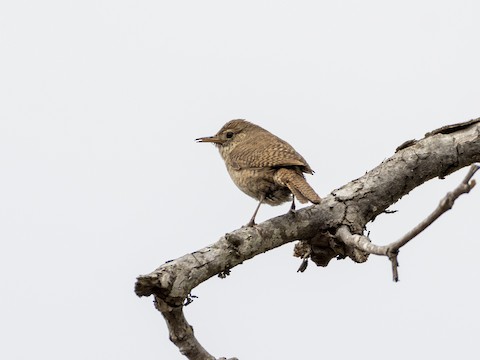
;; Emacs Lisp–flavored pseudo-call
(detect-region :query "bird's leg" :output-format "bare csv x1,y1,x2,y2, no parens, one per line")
246,195,264,227
289,196,296,214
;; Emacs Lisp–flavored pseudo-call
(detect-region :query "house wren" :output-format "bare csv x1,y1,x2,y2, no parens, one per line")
196,119,321,226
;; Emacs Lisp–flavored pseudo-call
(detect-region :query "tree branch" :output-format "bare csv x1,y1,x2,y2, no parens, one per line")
337,163,478,281
135,118,480,359
389,164,478,252
153,297,218,360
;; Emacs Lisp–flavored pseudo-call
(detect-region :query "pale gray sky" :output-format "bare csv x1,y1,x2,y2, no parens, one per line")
1,1,479,359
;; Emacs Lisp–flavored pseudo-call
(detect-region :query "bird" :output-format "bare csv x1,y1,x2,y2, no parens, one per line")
196,119,321,226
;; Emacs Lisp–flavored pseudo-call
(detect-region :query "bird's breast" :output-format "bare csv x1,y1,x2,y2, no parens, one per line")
224,164,291,205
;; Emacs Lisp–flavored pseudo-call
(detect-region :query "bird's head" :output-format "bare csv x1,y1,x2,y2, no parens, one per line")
195,119,255,147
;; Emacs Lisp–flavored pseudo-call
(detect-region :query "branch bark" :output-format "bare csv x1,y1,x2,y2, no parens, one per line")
336,162,478,281
135,118,480,359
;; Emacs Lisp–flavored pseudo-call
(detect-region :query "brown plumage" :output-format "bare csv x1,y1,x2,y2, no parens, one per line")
196,119,321,226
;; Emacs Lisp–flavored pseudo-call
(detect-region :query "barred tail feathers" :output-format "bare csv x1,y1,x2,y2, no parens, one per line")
273,168,321,204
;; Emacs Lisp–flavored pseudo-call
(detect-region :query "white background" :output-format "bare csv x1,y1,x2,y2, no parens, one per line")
1,1,479,359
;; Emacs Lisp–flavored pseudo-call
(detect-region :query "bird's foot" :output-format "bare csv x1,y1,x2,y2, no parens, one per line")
289,199,296,215
245,219,256,227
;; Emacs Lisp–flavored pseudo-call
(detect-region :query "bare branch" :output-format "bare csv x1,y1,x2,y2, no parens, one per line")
336,226,387,256
388,164,478,252
134,203,341,300
136,118,480,359
153,296,239,360
154,297,217,360
336,164,479,281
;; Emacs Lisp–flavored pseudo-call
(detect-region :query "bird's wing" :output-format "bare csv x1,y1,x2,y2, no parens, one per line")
228,133,314,173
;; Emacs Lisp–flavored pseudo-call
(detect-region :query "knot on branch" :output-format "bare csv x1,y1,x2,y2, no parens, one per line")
294,230,370,268
135,267,175,298
225,232,244,247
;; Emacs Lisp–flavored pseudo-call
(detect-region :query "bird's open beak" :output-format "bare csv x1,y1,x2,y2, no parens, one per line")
195,136,223,144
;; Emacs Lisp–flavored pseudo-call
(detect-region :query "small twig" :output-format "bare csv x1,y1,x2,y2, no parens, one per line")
297,258,309,272
337,164,479,281
388,164,478,253
384,209,397,214
184,293,198,306
388,252,399,282
336,227,388,256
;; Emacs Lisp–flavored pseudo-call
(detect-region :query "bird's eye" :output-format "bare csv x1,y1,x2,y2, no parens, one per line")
226,131,234,139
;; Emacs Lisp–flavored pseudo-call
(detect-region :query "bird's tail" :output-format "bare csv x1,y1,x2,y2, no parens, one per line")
274,168,321,204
